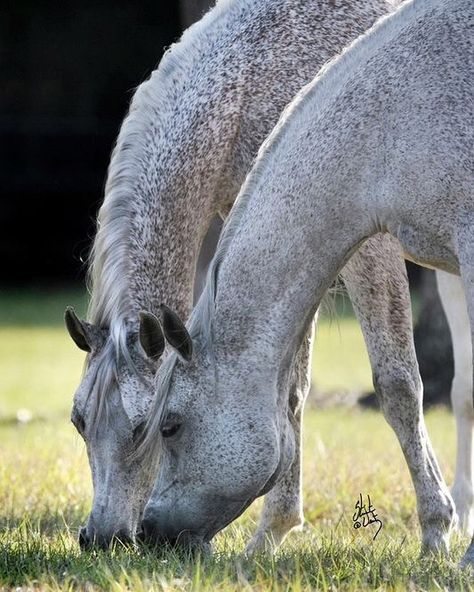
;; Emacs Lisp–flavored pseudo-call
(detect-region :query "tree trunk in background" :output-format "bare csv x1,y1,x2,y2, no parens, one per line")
179,0,213,29
359,267,453,409
413,269,453,407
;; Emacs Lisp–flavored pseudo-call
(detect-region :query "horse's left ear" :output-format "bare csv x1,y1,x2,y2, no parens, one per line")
139,312,165,361
160,304,193,362
64,307,93,352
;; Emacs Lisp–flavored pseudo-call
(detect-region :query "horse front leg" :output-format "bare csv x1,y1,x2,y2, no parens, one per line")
436,270,474,535
341,234,454,554
245,322,315,555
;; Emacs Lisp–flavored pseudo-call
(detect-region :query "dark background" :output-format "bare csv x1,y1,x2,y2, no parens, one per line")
1,1,212,286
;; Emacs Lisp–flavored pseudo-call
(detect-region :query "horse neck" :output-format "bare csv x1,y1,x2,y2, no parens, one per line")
89,139,223,331
208,0,440,373
211,186,371,378
208,113,380,380
120,0,393,324
127,166,220,322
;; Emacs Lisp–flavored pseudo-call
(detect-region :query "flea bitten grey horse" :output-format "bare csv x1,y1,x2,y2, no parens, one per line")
141,0,473,558
66,0,411,550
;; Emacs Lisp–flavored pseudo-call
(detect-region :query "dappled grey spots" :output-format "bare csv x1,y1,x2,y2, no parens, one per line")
143,0,471,562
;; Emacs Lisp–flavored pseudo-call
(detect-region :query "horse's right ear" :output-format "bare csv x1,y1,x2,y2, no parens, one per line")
64,307,92,352
160,304,193,362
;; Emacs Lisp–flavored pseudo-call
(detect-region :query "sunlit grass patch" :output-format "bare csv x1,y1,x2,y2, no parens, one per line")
0,407,469,590
0,524,473,590
0,289,468,590
312,317,372,395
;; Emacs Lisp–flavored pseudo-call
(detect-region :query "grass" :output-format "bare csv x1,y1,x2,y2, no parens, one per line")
0,288,472,591
312,316,372,395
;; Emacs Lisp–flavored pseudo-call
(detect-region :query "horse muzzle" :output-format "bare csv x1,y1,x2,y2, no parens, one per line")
78,524,134,551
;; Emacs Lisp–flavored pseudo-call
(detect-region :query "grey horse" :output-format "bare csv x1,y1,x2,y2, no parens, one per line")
140,0,473,561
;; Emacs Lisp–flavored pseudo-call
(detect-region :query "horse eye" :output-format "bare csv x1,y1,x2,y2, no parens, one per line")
132,421,146,444
161,422,181,439
71,412,85,435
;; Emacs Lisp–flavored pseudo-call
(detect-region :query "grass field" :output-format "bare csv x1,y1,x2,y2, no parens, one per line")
1,288,472,591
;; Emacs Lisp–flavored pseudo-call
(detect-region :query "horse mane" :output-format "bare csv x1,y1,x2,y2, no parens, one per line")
137,0,431,459
84,0,252,427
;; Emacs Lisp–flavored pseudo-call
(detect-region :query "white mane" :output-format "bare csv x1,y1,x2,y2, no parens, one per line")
87,0,253,329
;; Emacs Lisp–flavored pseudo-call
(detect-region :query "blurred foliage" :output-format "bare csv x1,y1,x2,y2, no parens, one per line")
0,287,87,326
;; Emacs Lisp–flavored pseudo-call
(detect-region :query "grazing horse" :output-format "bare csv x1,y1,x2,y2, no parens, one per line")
66,0,406,550
139,0,473,560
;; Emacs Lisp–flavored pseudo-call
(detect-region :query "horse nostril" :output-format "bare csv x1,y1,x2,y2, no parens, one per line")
78,525,132,550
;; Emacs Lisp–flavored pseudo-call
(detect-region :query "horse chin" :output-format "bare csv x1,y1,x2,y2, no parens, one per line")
78,524,135,551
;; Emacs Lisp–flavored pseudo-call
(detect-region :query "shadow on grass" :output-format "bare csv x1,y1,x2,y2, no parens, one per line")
0,510,85,539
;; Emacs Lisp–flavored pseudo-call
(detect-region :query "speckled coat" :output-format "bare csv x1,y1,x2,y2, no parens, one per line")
67,0,423,550
141,0,473,562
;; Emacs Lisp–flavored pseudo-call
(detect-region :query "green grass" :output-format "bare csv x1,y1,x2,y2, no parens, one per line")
312,316,372,395
0,289,471,591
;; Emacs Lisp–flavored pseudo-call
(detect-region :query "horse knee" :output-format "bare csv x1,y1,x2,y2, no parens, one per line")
374,370,422,408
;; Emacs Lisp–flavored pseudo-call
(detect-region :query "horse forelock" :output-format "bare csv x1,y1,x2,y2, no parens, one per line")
136,254,222,463
84,319,139,432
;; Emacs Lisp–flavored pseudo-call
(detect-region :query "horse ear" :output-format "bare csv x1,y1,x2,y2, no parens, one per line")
64,307,92,352
160,304,193,362
139,312,165,361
